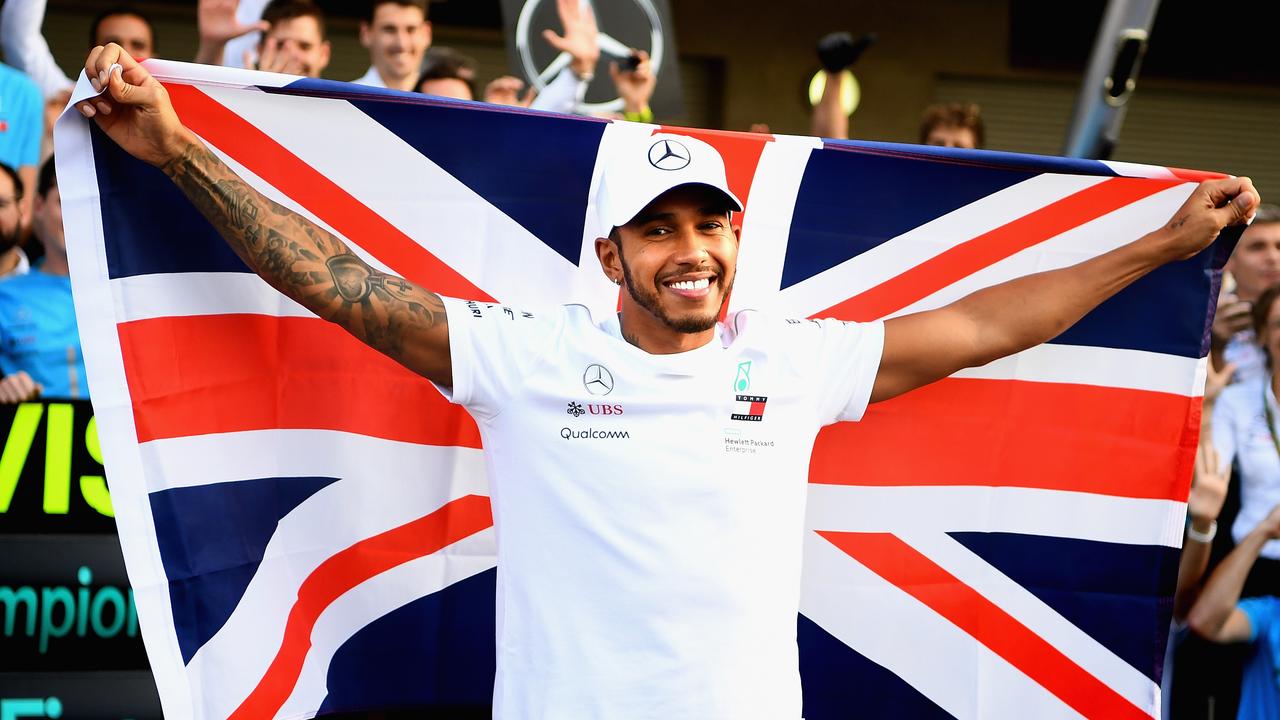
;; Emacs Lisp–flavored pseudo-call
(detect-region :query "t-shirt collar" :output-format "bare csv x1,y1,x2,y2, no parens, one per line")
598,311,732,376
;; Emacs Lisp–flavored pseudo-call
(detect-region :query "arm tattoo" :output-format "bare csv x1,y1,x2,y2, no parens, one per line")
160,142,447,364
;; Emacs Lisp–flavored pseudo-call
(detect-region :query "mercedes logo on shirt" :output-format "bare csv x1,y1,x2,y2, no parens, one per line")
583,364,615,395
648,139,690,171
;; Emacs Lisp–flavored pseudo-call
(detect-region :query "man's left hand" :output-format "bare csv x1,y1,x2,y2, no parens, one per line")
1160,177,1259,261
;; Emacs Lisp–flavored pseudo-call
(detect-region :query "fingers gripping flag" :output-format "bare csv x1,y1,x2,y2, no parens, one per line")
57,60,1237,719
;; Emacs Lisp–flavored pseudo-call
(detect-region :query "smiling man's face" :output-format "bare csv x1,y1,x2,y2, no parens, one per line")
602,185,739,337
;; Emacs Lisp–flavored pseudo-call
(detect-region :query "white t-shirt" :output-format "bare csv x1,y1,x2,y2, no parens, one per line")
1224,330,1268,387
439,298,884,720
1212,378,1280,559
352,65,386,88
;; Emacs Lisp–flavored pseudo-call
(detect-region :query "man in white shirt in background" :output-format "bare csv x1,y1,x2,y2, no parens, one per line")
1212,204,1280,386
352,0,431,91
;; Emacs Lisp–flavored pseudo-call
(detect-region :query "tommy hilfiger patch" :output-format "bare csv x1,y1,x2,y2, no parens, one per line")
731,394,768,422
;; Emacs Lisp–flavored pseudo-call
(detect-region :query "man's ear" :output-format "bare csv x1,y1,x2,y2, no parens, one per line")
358,21,372,48
595,236,622,284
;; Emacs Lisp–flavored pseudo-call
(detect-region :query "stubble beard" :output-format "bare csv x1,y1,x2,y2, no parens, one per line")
618,251,731,334
0,225,19,257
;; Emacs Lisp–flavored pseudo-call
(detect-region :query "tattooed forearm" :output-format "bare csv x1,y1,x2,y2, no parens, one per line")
160,141,449,375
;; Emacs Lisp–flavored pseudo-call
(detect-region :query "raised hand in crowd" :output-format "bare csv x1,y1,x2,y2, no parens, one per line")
196,0,269,67
1174,442,1231,620
1211,291,1254,351
484,76,537,108
609,50,655,119
247,38,305,76
543,0,601,79
1191,443,1231,531
0,372,41,404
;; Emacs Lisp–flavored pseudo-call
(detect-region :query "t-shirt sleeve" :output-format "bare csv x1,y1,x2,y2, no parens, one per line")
807,318,886,425
1239,596,1279,643
436,297,562,421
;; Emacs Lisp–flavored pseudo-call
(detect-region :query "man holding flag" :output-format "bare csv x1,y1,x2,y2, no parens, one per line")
75,44,1258,720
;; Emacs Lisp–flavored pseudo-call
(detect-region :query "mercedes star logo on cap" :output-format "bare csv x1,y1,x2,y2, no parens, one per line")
648,139,691,171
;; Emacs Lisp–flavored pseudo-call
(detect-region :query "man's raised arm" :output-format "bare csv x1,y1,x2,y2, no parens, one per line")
75,44,452,387
871,176,1260,403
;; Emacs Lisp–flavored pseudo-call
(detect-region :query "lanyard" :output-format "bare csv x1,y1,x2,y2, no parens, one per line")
1263,381,1280,459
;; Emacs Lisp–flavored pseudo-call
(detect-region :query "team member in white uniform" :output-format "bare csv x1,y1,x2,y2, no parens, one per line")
78,44,1261,719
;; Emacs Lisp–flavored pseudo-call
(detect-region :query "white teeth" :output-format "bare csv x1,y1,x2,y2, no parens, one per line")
667,278,711,291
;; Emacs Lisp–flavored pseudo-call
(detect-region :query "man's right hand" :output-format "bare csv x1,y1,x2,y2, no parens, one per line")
75,44,196,168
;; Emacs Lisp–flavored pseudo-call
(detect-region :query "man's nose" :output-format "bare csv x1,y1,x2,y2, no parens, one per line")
671,229,711,264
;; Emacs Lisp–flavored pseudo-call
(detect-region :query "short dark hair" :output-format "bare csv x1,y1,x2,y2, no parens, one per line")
89,6,155,48
367,0,428,23
1253,202,1280,225
919,101,985,148
0,162,23,202
36,156,57,199
415,47,477,99
263,0,327,38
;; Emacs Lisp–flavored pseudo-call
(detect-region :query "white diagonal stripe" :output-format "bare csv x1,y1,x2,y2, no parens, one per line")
805,484,1186,548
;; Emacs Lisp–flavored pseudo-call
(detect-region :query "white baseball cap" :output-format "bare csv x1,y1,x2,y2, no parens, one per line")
596,132,743,232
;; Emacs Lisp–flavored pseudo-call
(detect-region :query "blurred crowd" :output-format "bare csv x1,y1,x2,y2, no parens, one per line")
2,1,1278,718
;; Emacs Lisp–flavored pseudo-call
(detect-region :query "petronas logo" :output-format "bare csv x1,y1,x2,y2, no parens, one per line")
734,361,752,393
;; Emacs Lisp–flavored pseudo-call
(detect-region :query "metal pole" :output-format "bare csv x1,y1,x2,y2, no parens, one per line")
1062,0,1161,159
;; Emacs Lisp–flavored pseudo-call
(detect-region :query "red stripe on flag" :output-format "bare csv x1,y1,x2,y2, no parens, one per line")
1167,167,1227,182
819,532,1151,720
818,176,1181,322
229,494,493,720
163,83,492,302
810,377,1197,501
119,314,481,447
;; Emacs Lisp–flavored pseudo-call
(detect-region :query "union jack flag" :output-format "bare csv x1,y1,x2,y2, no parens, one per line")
57,60,1236,719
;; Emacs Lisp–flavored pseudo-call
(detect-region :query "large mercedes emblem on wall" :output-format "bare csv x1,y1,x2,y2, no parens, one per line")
501,0,685,117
